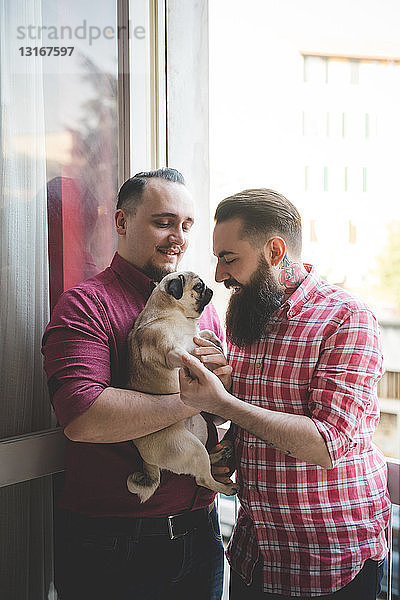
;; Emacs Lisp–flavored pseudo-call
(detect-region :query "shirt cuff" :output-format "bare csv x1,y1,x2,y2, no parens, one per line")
52,381,106,428
312,418,352,468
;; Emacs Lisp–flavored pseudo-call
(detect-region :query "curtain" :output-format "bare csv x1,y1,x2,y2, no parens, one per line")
0,0,55,598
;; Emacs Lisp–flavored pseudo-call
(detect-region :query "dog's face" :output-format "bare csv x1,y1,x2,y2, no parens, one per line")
158,271,213,317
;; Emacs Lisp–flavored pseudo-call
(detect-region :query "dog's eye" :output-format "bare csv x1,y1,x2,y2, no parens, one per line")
193,282,205,293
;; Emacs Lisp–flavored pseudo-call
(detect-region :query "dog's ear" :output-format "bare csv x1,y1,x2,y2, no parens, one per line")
167,274,185,300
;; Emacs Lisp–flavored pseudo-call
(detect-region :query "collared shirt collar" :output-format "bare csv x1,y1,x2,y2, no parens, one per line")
110,252,156,297
277,264,321,319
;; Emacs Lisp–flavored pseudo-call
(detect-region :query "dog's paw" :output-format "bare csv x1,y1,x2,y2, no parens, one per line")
209,440,234,465
166,347,186,369
220,444,234,461
224,482,239,496
198,330,223,351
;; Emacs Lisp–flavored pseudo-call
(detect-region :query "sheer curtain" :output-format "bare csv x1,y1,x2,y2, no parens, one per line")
0,0,55,598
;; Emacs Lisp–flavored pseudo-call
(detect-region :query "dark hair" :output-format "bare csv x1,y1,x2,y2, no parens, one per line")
215,188,302,257
116,168,185,213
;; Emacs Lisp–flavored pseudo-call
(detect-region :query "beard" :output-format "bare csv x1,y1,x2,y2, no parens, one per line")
225,254,284,348
141,260,174,282
141,249,182,282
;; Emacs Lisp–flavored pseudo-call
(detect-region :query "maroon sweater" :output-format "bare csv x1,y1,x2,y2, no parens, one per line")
42,252,224,517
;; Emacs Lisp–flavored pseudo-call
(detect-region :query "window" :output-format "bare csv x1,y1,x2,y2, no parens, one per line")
0,1,124,597
310,220,318,242
365,113,370,139
208,5,400,596
303,55,327,83
42,1,119,309
209,2,400,455
348,220,357,244
327,57,350,84
363,167,367,192
323,166,328,191
326,112,330,137
350,59,360,84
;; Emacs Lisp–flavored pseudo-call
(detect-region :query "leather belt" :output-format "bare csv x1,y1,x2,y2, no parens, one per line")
145,502,214,540
68,501,215,541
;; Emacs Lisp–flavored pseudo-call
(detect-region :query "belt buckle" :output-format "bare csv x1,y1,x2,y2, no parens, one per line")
167,514,188,540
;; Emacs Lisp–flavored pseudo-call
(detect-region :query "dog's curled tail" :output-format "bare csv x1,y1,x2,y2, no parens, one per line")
126,463,161,503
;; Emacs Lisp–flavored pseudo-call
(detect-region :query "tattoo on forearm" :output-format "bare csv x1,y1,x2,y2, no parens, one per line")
279,255,306,290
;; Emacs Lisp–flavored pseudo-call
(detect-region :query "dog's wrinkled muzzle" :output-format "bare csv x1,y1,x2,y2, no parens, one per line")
196,286,213,312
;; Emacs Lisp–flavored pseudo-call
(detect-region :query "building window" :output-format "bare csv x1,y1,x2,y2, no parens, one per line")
349,220,357,244
310,219,318,242
350,59,360,84
327,57,350,84
303,55,328,83
326,112,330,137
323,166,329,191
378,370,400,399
365,113,370,139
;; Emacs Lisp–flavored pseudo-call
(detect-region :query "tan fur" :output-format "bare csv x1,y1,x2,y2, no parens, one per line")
126,271,238,502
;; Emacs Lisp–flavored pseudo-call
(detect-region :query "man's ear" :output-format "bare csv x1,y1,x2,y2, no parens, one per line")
115,209,127,235
263,236,286,267
167,274,185,300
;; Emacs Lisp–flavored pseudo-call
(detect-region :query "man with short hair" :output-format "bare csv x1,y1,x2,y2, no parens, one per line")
42,168,228,600
179,188,390,599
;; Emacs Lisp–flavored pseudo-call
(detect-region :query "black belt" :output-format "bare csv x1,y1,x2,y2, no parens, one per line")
66,502,214,541
143,502,214,540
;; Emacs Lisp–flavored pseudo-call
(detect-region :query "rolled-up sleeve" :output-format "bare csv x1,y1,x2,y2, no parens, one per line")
42,288,111,427
308,309,383,467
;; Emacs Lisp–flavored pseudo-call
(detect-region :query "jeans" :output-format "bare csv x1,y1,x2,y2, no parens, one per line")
229,557,386,599
55,504,224,600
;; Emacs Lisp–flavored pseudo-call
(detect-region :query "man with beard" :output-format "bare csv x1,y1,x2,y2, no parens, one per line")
179,188,390,599
42,168,230,600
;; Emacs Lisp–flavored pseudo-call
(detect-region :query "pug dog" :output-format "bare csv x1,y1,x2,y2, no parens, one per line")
126,271,238,503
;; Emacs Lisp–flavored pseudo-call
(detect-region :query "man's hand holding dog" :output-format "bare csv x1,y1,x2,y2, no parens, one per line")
192,336,232,391
180,350,236,485
179,351,231,415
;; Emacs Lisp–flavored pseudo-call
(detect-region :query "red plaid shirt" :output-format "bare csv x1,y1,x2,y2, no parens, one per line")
226,266,390,596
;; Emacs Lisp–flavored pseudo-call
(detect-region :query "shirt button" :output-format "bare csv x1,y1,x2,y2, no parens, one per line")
249,444,255,450
256,362,262,369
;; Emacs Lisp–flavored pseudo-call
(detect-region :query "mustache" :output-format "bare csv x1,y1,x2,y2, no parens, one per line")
157,245,182,254
224,278,241,290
